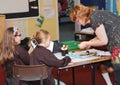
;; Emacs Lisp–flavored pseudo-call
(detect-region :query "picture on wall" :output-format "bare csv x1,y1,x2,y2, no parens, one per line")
58,0,74,23
0,0,39,19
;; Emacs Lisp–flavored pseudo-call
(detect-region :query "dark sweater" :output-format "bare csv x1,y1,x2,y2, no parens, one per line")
14,45,30,65
30,46,71,85
3,45,30,77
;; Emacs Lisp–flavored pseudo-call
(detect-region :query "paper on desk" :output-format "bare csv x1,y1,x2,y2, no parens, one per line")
54,49,111,63
54,52,100,63
54,52,65,60
66,53,100,63
72,49,111,56
86,49,111,56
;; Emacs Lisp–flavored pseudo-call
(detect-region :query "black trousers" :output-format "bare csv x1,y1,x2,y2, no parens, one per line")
113,64,120,85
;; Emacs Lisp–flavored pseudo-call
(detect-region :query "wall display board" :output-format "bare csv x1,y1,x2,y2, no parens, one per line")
0,0,39,19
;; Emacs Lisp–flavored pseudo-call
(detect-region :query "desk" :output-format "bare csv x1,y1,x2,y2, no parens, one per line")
55,53,111,85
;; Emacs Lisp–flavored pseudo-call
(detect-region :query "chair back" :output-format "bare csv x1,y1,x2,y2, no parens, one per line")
13,64,48,85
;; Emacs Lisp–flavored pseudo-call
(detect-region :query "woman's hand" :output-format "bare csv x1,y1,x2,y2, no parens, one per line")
78,41,91,50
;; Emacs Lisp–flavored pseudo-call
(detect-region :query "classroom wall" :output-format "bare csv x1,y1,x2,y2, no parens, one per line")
6,0,59,40
117,0,120,15
0,15,6,42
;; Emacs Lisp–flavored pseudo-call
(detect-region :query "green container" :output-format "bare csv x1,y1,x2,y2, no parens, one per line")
36,15,44,27
61,40,80,50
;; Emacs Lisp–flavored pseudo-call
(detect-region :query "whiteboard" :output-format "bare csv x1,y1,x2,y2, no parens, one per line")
0,0,29,14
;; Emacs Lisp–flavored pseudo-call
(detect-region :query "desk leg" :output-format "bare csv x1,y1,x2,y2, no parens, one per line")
57,69,60,85
72,68,75,85
90,64,95,85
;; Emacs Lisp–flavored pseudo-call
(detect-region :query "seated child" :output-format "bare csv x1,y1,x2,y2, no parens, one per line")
30,29,71,85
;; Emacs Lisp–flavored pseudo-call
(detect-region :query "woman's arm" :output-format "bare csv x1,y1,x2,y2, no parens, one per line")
88,24,108,46
79,24,108,49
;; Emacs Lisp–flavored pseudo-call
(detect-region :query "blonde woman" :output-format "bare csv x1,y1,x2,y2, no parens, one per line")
0,27,30,85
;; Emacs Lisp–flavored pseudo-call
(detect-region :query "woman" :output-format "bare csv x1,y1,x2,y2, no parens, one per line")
0,27,30,85
30,29,71,85
69,4,120,85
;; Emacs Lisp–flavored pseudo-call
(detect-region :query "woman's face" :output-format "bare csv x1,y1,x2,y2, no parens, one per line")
76,18,86,26
14,32,21,44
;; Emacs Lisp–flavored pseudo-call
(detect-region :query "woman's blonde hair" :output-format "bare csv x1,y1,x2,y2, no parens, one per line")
34,29,50,44
0,27,18,64
70,4,93,23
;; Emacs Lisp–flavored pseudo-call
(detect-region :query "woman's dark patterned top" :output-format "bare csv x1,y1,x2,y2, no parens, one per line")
90,10,120,52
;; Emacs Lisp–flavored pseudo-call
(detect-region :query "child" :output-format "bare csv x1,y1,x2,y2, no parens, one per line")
0,27,30,85
30,29,71,85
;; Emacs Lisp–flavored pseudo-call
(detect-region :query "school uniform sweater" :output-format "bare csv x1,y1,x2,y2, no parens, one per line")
30,45,71,85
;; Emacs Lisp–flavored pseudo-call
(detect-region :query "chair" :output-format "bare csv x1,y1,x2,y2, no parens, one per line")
13,64,48,85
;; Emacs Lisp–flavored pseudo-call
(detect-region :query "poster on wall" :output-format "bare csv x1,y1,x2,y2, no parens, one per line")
42,7,55,18
44,0,53,5
58,0,74,23
0,0,39,19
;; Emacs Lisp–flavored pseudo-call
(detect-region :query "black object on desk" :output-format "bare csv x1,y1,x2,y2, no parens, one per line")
53,40,62,53
61,50,68,56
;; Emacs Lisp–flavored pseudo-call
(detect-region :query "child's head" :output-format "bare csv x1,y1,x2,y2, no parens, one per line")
0,27,21,64
1,27,21,45
34,29,51,48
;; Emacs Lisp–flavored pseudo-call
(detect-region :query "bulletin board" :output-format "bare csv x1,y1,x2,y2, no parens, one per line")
6,0,59,40
28,0,59,40
0,0,39,19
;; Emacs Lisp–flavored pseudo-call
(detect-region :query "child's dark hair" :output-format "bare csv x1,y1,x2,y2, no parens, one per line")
20,37,31,51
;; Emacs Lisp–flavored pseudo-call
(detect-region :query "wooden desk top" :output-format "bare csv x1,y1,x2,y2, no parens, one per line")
55,49,112,69
59,56,111,70
90,56,111,63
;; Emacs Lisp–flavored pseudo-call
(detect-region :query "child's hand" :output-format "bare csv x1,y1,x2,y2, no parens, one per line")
78,41,91,50
68,62,74,66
